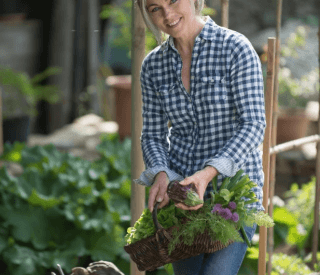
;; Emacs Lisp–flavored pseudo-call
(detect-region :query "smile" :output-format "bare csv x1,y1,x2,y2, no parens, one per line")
168,18,181,27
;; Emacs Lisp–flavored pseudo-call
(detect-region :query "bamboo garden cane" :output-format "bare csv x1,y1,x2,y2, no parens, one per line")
130,1,146,274
268,1,282,274
220,0,229,28
312,19,320,269
0,88,2,156
259,38,276,275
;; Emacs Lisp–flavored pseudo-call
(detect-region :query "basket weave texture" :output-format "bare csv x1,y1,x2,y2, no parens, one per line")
124,202,235,271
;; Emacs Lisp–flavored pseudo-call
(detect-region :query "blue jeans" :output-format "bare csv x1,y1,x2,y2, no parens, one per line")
171,223,257,275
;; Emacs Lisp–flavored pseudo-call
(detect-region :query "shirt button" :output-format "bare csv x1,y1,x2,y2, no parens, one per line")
189,98,192,102
156,92,160,96
191,76,194,80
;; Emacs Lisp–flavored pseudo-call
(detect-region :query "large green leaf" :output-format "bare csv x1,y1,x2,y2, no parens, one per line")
0,234,7,253
88,225,126,262
106,193,130,219
273,207,298,227
0,141,25,162
27,189,61,210
0,204,71,250
3,245,37,274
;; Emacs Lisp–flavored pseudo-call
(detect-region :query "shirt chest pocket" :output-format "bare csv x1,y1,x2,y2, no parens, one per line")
196,74,228,103
156,84,188,119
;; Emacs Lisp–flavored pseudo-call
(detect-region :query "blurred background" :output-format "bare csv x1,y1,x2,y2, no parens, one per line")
0,0,319,274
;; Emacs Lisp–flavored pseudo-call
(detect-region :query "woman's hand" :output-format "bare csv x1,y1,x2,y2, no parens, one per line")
175,166,219,211
148,171,170,213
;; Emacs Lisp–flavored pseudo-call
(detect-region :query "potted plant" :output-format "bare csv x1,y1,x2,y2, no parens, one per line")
0,66,63,144
276,66,318,144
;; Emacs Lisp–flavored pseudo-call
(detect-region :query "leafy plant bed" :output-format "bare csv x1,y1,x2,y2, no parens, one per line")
0,133,132,275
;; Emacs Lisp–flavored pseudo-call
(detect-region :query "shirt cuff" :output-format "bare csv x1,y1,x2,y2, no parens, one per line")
133,165,184,187
202,157,238,177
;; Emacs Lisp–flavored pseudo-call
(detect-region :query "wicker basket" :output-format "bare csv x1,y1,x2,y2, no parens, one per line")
124,201,235,271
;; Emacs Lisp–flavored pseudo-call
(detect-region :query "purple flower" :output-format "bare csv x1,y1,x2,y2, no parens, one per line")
219,208,233,220
211,204,222,214
231,212,239,223
228,201,237,210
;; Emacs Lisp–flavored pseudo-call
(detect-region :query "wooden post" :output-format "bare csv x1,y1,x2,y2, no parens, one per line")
130,0,145,274
220,0,229,28
0,87,3,156
259,38,276,275
312,20,320,269
268,1,282,274
47,0,75,133
87,0,100,114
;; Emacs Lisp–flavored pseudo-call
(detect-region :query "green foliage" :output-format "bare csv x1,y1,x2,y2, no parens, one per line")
267,178,316,259
281,178,316,256
0,133,132,275
271,253,312,275
0,66,63,119
276,26,318,108
278,67,319,109
280,26,307,58
240,177,319,275
240,248,314,275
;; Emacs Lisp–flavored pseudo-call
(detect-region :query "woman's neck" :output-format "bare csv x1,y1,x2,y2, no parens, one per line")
174,16,206,55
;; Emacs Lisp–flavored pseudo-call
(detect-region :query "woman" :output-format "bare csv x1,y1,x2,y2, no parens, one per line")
133,0,266,273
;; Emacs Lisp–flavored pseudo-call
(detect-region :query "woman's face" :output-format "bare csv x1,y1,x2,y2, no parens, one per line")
146,0,197,39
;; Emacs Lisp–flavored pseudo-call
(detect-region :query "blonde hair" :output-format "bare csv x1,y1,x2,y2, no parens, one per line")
136,0,205,45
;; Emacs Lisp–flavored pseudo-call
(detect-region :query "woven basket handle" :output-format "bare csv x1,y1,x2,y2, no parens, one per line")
152,201,164,231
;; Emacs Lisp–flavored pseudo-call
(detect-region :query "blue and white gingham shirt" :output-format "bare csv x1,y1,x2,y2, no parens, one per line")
134,16,266,212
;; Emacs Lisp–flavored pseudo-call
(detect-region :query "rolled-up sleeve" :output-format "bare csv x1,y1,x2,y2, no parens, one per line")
202,35,266,177
133,58,184,186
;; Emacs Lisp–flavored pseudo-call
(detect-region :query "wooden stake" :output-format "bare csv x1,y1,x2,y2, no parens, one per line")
259,37,276,275
270,135,320,155
220,0,229,28
0,87,2,156
130,1,146,275
312,21,320,269
268,2,282,273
